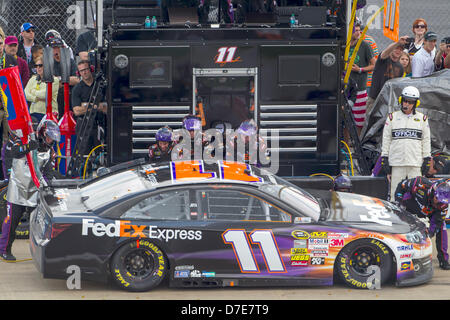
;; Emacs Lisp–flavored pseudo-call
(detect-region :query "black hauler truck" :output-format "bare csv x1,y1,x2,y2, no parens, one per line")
101,0,350,176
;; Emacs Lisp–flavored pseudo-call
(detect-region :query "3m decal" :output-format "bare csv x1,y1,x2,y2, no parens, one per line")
222,229,286,273
329,238,344,247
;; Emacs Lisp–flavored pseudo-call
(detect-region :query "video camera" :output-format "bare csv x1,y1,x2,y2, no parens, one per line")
405,37,414,47
88,49,108,76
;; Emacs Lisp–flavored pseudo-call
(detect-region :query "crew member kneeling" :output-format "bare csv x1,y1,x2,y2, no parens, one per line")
395,178,450,270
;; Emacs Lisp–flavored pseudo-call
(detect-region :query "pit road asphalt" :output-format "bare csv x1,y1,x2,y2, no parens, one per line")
1,232,450,301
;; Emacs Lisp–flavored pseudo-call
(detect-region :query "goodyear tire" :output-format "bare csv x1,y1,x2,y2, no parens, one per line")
15,210,30,239
336,239,393,289
110,240,167,292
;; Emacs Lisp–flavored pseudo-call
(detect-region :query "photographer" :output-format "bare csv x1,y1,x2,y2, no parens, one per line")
435,37,450,71
364,36,405,126
406,18,430,56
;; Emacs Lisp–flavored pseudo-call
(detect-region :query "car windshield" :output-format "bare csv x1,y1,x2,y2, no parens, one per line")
257,169,321,222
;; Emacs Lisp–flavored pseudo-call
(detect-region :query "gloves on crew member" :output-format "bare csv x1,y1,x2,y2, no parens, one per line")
421,157,432,176
380,156,391,176
27,139,39,152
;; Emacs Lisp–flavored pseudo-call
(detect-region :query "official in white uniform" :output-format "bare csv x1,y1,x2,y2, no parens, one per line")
380,86,431,200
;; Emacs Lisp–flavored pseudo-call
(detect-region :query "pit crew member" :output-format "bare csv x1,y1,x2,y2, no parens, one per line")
148,126,174,162
0,120,60,261
394,178,450,270
175,115,207,160
227,119,270,167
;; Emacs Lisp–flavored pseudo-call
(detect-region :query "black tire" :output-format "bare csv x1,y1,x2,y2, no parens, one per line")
335,238,393,289
110,240,167,292
15,210,30,239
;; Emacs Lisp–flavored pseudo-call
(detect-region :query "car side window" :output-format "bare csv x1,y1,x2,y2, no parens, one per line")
198,189,291,222
121,190,190,220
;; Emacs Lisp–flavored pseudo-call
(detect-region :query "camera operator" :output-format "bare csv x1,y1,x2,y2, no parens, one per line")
71,60,107,154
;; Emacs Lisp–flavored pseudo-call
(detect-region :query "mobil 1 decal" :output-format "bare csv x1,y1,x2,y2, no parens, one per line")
191,45,257,68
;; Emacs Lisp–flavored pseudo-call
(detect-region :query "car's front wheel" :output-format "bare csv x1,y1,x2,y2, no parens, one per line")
110,240,167,292
335,238,393,289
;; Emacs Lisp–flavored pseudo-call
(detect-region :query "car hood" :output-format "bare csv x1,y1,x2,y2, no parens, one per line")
318,191,423,234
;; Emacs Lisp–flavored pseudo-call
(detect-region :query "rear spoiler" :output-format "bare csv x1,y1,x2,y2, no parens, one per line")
46,158,147,188
47,179,88,188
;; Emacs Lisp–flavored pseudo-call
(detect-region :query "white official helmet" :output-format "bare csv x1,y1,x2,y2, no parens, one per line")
401,86,420,100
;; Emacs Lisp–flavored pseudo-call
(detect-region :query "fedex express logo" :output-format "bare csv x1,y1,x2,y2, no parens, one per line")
214,47,242,66
81,219,202,241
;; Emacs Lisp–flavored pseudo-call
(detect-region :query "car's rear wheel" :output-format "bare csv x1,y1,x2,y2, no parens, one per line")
110,240,167,292
335,239,393,289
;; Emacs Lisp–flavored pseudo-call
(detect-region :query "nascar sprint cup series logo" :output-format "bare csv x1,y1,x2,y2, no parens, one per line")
171,126,279,174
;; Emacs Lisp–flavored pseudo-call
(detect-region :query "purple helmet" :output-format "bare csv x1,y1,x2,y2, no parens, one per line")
155,126,172,142
182,115,202,131
334,174,352,192
237,120,257,136
433,180,450,210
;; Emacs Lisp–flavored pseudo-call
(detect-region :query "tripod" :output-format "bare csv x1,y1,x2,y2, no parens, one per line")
65,71,107,178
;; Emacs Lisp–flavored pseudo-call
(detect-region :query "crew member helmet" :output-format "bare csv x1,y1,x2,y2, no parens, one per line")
333,174,352,192
37,119,60,148
155,126,172,142
433,180,450,211
237,119,258,136
182,115,202,131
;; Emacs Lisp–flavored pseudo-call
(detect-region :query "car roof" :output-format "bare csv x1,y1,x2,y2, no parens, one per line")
77,161,277,211
88,160,272,188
